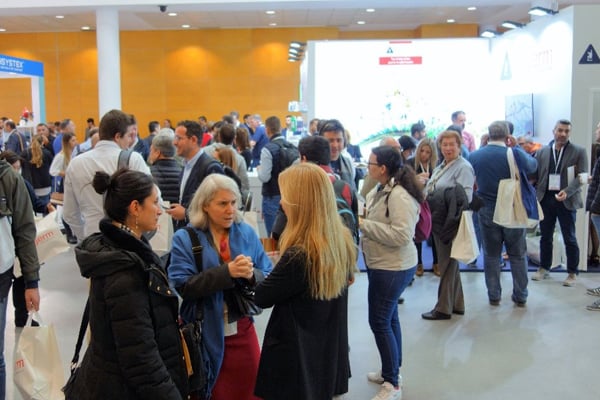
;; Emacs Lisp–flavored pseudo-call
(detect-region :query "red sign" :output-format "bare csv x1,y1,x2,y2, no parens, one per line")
379,56,422,65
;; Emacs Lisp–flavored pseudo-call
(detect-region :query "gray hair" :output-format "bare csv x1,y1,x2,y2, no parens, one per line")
152,133,176,158
158,127,175,138
189,174,242,230
488,121,509,141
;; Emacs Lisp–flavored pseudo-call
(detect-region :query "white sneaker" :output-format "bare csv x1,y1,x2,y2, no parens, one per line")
371,382,402,400
531,268,549,281
586,286,600,296
367,371,403,386
563,273,576,287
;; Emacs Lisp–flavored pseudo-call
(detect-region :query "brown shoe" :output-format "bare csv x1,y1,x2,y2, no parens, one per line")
432,263,441,277
416,264,424,277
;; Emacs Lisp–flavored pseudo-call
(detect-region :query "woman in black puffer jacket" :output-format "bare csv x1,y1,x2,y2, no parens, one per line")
67,169,188,399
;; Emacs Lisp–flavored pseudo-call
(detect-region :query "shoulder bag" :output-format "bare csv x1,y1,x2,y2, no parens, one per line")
493,148,529,228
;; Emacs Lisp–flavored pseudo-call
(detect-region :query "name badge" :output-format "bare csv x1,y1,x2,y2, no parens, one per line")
549,174,561,191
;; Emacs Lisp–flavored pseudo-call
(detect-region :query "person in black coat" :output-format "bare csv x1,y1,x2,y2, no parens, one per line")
254,163,357,400
149,134,182,205
67,169,188,399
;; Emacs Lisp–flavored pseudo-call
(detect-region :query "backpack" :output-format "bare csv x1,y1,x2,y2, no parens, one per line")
384,187,431,243
273,139,299,171
332,179,359,245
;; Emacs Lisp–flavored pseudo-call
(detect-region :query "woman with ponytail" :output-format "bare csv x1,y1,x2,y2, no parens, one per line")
361,145,423,400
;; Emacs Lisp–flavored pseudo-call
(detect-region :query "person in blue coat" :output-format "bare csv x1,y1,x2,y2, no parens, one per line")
168,174,271,400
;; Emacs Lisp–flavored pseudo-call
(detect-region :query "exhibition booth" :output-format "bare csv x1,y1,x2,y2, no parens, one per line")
0,53,45,126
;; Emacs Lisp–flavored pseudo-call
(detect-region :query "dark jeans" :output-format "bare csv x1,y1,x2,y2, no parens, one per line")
539,194,579,274
367,267,416,387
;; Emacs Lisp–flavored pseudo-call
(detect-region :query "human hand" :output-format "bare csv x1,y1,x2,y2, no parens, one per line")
555,190,567,202
506,135,517,147
228,254,254,279
165,203,186,220
25,288,40,312
47,203,56,213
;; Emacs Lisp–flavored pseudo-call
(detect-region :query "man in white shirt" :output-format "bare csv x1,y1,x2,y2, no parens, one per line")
63,109,150,241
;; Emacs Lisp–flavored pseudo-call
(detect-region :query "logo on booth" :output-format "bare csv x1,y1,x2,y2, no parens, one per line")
578,44,600,65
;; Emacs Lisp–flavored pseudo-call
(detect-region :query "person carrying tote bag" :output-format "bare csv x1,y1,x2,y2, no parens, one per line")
493,147,529,228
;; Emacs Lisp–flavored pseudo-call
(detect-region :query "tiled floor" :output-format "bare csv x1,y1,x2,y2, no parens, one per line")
6,247,600,399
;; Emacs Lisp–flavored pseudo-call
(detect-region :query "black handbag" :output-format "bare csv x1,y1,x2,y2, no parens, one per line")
62,300,89,399
229,278,262,317
181,227,208,397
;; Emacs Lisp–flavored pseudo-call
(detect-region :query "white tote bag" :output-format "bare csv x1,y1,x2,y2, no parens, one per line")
149,210,174,255
493,148,529,228
451,210,480,264
35,211,70,265
14,312,65,400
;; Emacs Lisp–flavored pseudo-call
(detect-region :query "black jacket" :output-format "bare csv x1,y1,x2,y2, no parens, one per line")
151,158,182,204
71,219,188,400
21,147,53,189
427,185,469,244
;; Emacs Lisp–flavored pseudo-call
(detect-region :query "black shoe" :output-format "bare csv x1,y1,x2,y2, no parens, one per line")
489,299,500,306
511,296,526,307
67,235,78,244
421,310,451,320
452,309,465,315
398,297,405,305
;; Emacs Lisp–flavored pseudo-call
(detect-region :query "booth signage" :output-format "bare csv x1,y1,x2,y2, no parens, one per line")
379,56,422,65
0,54,44,77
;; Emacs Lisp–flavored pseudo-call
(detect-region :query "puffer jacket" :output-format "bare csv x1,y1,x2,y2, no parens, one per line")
70,219,188,400
150,158,182,204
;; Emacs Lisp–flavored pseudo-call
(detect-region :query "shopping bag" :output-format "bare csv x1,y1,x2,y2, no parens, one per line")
35,211,70,265
14,312,65,400
450,210,480,264
149,210,174,255
493,148,529,228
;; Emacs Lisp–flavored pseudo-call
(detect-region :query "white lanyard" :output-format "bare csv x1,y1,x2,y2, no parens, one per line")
419,162,429,174
552,143,564,174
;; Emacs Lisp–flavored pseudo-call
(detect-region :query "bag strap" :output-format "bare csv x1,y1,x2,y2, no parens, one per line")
117,149,132,170
506,148,519,181
183,226,204,322
69,299,90,371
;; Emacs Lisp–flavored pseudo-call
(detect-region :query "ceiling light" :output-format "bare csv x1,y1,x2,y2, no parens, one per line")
0,28,6,32
55,15,64,19
167,12,177,17
357,21,366,25
289,48,300,54
528,6,557,16
181,24,191,28
467,6,477,11
81,26,91,31
447,19,455,23
265,10,275,15
290,41,305,49
480,29,498,38
366,8,375,13
288,57,300,62
269,23,277,26
501,21,525,29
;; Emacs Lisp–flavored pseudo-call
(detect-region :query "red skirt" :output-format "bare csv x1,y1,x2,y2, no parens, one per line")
211,317,261,400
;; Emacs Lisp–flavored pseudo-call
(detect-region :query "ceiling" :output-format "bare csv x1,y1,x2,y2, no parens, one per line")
0,0,596,33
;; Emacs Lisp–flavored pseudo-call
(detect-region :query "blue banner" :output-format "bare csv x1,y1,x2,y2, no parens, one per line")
0,54,44,77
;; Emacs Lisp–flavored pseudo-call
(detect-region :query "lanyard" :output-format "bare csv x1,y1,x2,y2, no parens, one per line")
552,143,564,174
419,162,429,175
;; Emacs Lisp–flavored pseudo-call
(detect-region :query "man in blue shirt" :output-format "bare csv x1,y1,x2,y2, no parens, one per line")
469,121,537,307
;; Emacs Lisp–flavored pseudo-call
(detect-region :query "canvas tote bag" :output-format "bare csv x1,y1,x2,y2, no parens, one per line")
14,312,65,400
450,210,480,264
493,148,529,228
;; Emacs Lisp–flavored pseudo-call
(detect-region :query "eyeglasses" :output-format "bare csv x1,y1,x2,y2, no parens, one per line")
367,162,381,166
173,135,188,142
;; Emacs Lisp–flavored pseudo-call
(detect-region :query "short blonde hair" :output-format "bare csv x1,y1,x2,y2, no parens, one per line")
437,130,462,147
188,174,242,230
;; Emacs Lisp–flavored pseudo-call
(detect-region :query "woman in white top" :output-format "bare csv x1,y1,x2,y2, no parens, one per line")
49,132,77,243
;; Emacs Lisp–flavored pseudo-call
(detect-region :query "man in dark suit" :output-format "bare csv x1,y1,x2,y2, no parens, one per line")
533,119,588,286
166,120,223,230
3,120,28,156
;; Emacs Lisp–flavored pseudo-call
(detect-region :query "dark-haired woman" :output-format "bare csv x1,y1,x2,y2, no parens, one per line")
361,145,422,400
68,169,188,399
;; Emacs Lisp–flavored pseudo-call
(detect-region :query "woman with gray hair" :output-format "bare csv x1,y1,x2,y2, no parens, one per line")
168,174,271,400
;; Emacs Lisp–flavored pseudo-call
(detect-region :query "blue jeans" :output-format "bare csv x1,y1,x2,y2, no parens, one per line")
262,195,281,237
367,267,416,387
0,268,13,400
479,206,529,303
539,194,579,274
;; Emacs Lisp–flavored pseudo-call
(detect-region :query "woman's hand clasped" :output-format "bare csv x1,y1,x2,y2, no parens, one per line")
228,255,254,279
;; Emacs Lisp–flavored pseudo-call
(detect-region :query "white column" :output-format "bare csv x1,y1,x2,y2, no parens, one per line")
96,7,121,115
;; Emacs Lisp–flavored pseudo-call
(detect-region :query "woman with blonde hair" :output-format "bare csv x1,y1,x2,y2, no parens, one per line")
406,137,439,276
254,162,357,400
169,174,271,400
20,133,54,208
50,132,78,243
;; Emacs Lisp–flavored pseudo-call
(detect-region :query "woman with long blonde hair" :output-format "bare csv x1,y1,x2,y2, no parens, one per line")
254,162,357,400
21,133,54,208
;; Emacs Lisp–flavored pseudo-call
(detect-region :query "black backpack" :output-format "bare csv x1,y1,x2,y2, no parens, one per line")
332,178,359,245
274,139,299,171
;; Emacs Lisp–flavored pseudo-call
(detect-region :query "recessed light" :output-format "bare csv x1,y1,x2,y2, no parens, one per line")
0,28,6,32
366,8,375,13
265,10,276,15
81,26,91,31
55,15,65,19
181,24,191,28
269,23,277,26
480,29,498,38
467,6,477,11
168,12,177,17
447,19,455,23
357,21,366,25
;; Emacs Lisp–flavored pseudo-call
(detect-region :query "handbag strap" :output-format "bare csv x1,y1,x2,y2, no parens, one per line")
506,148,519,181
69,299,90,370
183,226,204,322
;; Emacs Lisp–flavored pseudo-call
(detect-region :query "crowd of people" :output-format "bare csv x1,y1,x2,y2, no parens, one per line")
1,109,600,400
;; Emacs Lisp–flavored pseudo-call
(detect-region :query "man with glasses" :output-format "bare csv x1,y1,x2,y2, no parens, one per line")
166,120,223,230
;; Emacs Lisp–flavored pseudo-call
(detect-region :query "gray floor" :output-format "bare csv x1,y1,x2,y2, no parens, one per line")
6,247,600,399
